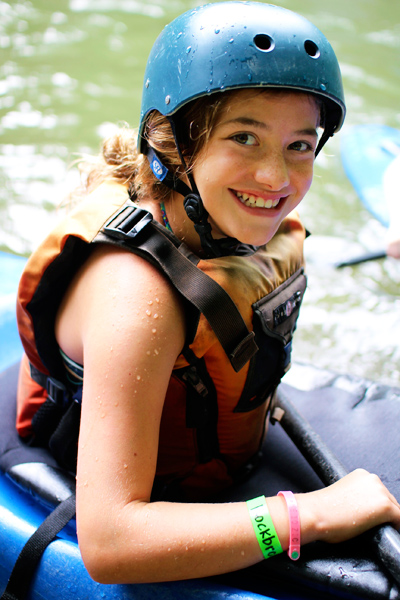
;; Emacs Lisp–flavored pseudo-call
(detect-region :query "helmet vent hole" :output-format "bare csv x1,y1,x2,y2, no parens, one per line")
304,40,320,59
254,34,274,52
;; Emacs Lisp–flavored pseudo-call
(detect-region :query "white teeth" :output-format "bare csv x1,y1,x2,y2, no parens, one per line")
235,191,280,209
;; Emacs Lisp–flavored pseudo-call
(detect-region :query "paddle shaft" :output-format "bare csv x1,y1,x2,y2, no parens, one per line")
273,389,400,585
335,249,387,268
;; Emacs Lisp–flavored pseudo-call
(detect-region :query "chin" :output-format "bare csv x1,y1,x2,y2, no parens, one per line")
234,229,278,248
211,219,280,248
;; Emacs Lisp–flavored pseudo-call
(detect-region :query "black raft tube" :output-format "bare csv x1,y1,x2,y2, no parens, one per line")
272,388,400,586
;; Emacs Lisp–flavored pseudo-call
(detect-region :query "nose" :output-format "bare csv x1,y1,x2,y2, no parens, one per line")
254,151,290,191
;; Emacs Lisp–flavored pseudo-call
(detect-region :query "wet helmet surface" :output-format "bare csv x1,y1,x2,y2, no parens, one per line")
138,1,345,152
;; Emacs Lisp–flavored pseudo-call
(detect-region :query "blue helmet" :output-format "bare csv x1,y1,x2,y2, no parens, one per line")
138,1,345,153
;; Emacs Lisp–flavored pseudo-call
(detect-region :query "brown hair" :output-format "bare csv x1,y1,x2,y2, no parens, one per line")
76,92,232,204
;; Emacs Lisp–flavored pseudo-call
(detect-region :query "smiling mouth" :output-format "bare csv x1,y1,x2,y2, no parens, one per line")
234,190,283,209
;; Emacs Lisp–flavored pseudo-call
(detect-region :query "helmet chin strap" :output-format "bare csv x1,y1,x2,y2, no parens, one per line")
170,118,258,258
183,191,258,258
146,117,258,258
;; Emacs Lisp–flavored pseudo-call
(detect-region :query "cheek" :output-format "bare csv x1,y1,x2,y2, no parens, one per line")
295,163,314,195
194,158,229,197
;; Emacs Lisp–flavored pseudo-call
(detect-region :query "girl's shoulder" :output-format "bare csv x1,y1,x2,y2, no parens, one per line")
56,243,186,368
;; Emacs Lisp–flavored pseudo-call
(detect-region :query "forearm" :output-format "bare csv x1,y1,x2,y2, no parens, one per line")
77,469,400,584
77,495,291,584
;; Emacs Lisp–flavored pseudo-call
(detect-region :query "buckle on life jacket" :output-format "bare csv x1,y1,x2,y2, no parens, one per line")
103,204,153,241
46,376,67,406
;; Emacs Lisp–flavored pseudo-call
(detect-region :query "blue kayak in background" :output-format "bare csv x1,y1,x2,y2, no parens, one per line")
340,123,400,227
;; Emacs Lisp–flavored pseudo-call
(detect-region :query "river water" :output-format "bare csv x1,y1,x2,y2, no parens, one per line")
1,0,399,385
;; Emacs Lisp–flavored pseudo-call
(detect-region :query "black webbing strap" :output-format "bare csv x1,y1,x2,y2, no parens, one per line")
99,204,258,372
142,231,258,372
1,494,76,600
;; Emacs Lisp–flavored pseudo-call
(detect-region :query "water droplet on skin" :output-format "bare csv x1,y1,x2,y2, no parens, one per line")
124,463,128,469
154,349,159,355
148,300,153,305
136,375,141,381
146,309,151,316
146,350,151,356
152,328,157,334
155,297,160,303
153,313,159,319
100,413,105,418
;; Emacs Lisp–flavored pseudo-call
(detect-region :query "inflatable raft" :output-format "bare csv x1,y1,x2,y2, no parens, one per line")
1,250,400,600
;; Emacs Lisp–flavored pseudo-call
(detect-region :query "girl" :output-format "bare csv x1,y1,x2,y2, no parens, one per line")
16,1,400,584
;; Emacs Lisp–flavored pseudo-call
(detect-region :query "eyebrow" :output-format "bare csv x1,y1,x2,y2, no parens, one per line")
222,116,318,137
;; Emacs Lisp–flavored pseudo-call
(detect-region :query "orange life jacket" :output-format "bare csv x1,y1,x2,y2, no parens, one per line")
16,181,306,500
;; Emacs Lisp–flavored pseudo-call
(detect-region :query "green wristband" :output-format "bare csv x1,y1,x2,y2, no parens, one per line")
246,496,283,559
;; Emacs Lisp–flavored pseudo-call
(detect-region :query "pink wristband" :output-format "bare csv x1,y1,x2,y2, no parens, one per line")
278,491,300,560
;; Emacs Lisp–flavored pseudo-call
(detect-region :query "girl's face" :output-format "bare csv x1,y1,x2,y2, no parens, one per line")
192,90,320,247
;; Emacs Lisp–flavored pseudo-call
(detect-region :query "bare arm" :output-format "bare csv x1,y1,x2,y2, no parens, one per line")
56,246,400,585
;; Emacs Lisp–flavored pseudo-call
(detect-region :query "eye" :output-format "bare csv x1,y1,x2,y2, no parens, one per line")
290,140,315,153
231,132,258,146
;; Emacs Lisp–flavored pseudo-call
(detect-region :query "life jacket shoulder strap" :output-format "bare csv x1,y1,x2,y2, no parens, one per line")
95,202,258,373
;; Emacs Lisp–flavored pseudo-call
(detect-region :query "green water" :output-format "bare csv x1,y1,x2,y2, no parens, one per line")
1,0,399,385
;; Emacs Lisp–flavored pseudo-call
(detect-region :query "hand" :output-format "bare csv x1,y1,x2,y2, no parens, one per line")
387,238,400,259
297,469,400,545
